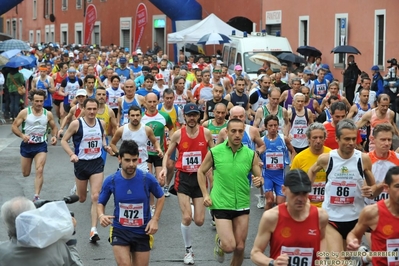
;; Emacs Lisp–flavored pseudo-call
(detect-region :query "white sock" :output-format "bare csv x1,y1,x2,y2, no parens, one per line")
181,223,192,248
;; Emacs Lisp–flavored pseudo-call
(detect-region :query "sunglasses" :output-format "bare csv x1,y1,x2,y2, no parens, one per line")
213,70,222,73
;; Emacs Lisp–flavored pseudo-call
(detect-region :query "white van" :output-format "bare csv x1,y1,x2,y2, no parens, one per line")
222,31,293,79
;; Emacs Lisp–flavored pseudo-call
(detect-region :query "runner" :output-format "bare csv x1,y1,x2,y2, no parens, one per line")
106,75,125,117
347,88,371,149
260,115,295,210
116,79,144,127
202,84,233,123
198,118,264,265
52,62,69,121
111,105,163,173
251,169,328,266
308,118,376,262
202,103,228,144
347,166,399,266
98,140,165,266
291,122,331,208
58,67,83,120
159,103,214,265
31,65,55,111
60,98,112,242
11,90,58,201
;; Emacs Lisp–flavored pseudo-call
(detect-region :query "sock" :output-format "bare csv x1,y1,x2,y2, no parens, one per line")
34,194,39,197
91,227,97,232
181,223,192,248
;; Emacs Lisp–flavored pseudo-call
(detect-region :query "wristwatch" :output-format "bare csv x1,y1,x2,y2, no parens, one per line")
269,260,274,266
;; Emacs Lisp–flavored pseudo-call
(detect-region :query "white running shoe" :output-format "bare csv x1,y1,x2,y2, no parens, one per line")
184,247,195,265
163,186,170,197
257,195,265,209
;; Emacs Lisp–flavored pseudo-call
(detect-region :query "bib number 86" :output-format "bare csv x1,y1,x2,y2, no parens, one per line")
336,186,349,197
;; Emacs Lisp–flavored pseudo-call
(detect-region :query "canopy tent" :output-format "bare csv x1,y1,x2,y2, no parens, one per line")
168,13,243,44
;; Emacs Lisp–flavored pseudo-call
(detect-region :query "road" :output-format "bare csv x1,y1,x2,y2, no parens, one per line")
0,122,268,266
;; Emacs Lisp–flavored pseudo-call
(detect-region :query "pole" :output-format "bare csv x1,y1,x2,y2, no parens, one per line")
0,85,6,124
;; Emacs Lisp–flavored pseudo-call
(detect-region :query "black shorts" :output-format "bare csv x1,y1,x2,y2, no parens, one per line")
20,141,47,158
211,209,250,220
293,146,308,154
64,103,71,113
146,154,163,167
112,108,118,117
44,106,52,111
53,99,63,106
175,170,203,198
74,157,104,180
329,219,358,240
109,227,153,252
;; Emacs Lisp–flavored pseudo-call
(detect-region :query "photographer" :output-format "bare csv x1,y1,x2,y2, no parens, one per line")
0,197,83,266
343,55,361,104
382,59,399,119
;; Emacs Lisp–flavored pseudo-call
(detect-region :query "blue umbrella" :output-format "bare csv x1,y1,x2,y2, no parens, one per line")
1,49,21,59
296,46,322,57
0,39,30,52
277,53,306,64
331,45,361,55
197,33,231,45
5,55,35,68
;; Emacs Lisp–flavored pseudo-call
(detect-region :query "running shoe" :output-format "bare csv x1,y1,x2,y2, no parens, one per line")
354,246,370,266
163,186,170,197
214,234,225,263
33,196,40,202
89,229,100,243
257,195,265,209
184,247,195,265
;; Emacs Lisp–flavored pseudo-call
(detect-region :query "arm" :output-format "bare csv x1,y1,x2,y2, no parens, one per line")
160,130,181,179
307,109,314,124
47,112,58,145
31,78,37,90
198,151,214,202
59,106,76,135
201,102,209,123
390,110,399,136
279,90,287,104
347,104,358,119
318,208,329,256
308,153,329,183
216,127,227,145
11,109,29,142
342,97,352,111
284,137,296,162
282,108,290,136
201,120,210,128
110,126,124,154
253,107,263,129
108,107,118,136
361,154,377,198
61,120,80,163
319,98,328,111
116,98,122,126
356,110,371,128
251,126,266,154
313,100,322,114
251,154,264,188
346,205,377,251
204,128,214,148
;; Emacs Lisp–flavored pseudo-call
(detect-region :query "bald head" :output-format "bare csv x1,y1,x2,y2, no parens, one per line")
145,92,159,112
229,106,246,123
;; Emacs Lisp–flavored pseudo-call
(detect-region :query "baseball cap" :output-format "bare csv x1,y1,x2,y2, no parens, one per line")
234,65,243,71
183,103,200,115
321,64,329,70
68,67,77,73
155,73,164,81
133,56,139,62
142,66,150,72
119,57,127,64
75,89,87,97
124,48,129,53
68,52,74,57
303,69,312,75
284,169,312,193
371,65,380,71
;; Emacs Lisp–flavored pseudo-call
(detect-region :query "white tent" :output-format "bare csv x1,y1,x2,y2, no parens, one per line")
168,13,243,44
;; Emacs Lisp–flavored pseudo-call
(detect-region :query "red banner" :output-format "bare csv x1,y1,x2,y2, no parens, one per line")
84,4,97,45
133,3,148,51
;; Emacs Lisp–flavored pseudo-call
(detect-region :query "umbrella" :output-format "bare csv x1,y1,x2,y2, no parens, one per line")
0,55,9,66
296,46,322,57
5,55,35,68
197,33,231,45
184,43,204,55
19,68,34,81
0,39,30,52
277,53,306,64
1,49,21,59
331,45,361,55
249,53,281,66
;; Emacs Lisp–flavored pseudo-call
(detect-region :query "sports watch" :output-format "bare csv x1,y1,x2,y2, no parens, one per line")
268,260,274,266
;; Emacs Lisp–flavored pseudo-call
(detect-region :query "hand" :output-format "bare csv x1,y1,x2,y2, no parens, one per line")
99,214,115,227
145,219,159,235
71,217,77,228
70,154,79,163
275,253,289,265
50,136,57,145
347,238,360,251
104,145,113,154
22,134,30,143
57,129,63,139
361,185,373,198
252,175,263,188
198,99,205,105
159,168,167,181
156,148,164,158
203,195,212,207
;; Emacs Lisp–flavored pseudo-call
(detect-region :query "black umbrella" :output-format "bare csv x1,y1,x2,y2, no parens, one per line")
331,45,361,55
296,46,322,57
277,53,306,64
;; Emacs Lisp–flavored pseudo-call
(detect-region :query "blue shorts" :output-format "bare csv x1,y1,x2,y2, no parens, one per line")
263,170,284,197
109,226,153,252
20,141,47,158
101,137,109,164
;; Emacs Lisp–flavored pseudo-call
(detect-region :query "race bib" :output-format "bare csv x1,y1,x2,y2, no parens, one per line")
55,83,61,91
147,136,160,152
316,84,326,95
29,133,45,144
137,148,144,163
265,152,284,170
122,113,129,125
182,151,202,172
118,203,144,227
329,180,356,205
281,246,313,266
293,127,307,139
83,136,101,154
309,182,325,202
68,93,75,103
212,134,218,144
109,95,118,107
387,239,399,265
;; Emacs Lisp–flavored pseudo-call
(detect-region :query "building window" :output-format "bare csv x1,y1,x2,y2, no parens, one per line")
50,25,55,42
298,16,309,47
19,19,22,40
45,25,50,43
11,19,17,39
36,30,41,43
45,0,50,17
60,23,68,45
76,0,82,9
374,10,386,67
6,20,10,35
334,13,348,67
29,30,34,43
62,0,68,10
93,22,101,46
33,0,37,19
87,0,92,2
120,18,131,52
75,22,83,44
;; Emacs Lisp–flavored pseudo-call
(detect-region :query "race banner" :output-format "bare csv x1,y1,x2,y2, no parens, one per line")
133,3,148,51
84,4,97,45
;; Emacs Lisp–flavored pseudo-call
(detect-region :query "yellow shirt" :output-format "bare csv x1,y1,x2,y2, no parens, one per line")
291,146,331,207
96,104,111,134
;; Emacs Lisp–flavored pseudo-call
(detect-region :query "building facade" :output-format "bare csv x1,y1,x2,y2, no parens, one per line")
2,0,261,59
262,0,399,78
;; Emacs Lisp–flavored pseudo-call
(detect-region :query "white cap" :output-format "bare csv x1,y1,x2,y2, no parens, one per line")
75,89,87,97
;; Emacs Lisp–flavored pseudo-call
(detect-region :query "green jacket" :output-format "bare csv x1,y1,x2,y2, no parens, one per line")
210,140,254,210
6,72,25,93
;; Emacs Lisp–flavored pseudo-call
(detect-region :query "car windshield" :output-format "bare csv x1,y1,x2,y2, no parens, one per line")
243,51,291,73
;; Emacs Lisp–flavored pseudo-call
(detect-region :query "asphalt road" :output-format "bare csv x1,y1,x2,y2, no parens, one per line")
0,122,268,266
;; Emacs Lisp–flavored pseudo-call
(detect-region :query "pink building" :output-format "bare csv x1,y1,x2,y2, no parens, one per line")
263,0,399,79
